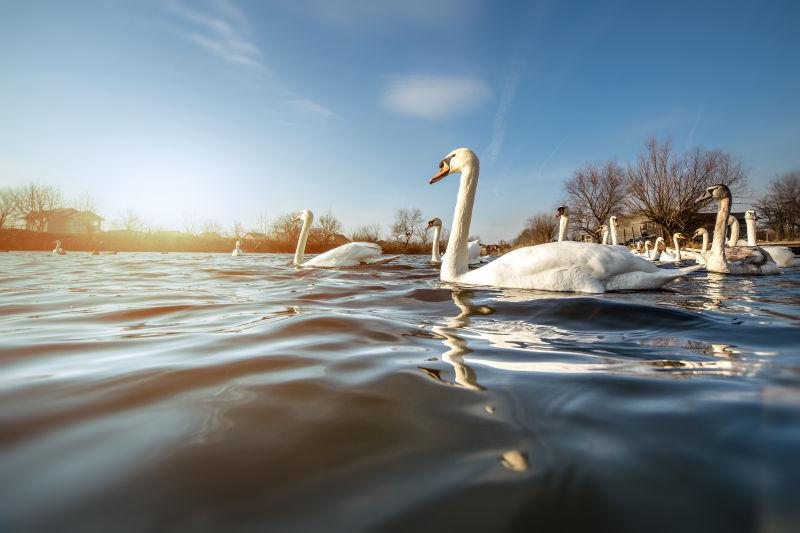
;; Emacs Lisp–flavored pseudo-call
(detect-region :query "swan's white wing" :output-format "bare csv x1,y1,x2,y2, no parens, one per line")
762,246,795,267
458,241,700,293
303,242,390,268
442,240,484,265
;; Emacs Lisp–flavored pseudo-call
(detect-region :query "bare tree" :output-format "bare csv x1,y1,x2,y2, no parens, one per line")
316,211,343,245
350,224,382,242
563,160,627,235
755,170,800,240
12,183,63,231
111,209,145,231
113,209,145,232
257,211,270,236
231,220,245,239
201,220,223,236
513,213,558,247
626,138,748,236
72,192,97,213
271,213,301,244
390,207,424,249
182,216,198,236
0,188,15,228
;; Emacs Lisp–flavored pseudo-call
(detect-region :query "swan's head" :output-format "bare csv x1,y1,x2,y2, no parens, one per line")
693,228,708,239
555,205,569,218
610,215,619,227
235,240,241,247
426,217,442,230
673,233,685,241
696,183,731,203
292,209,313,224
429,148,478,184
745,209,758,221
644,240,652,249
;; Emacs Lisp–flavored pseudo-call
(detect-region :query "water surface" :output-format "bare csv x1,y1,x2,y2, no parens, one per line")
1,252,799,532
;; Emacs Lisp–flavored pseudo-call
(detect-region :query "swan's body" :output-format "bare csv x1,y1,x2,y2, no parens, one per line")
52,240,65,255
745,210,795,267
428,148,699,293
696,185,780,275
231,240,244,257
451,240,483,265
293,210,394,267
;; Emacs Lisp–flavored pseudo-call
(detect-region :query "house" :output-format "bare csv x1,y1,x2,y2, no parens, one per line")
242,232,267,242
25,208,104,234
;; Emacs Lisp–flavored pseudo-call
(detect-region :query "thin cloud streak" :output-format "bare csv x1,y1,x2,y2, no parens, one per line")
167,0,264,71
287,98,337,119
165,0,337,120
382,75,490,120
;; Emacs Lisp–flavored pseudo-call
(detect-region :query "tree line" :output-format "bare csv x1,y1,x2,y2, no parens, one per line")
513,137,798,245
0,183,451,253
511,137,799,246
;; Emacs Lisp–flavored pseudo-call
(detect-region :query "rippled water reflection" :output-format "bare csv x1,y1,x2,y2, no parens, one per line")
1,252,799,532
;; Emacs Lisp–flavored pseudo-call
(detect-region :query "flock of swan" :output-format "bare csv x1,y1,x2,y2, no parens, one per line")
51,148,794,294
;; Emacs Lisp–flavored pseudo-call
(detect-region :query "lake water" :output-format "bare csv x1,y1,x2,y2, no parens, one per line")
1,252,799,532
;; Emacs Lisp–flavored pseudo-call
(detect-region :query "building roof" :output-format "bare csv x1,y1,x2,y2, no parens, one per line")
24,208,104,221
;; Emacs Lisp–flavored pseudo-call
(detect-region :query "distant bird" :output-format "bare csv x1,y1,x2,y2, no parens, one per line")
426,147,699,293
52,240,65,255
292,209,395,267
231,240,245,257
695,184,780,275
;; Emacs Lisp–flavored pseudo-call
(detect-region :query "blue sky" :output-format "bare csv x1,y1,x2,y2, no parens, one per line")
1,0,798,242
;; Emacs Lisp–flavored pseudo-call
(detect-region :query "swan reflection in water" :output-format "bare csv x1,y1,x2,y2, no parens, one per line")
425,288,493,391
423,288,761,387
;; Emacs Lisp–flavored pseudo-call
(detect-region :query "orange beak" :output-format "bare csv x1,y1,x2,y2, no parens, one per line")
429,160,450,184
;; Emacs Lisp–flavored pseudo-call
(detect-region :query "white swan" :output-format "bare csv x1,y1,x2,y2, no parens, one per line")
642,239,660,261
231,240,244,257
744,209,795,267
609,215,622,246
426,217,443,263
428,217,483,265
52,240,65,255
691,228,709,265
695,185,780,275
655,233,688,262
555,206,569,242
427,148,700,293
292,209,395,268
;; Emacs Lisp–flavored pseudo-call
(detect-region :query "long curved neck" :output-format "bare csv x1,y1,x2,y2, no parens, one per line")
701,231,708,254
293,218,311,265
672,235,681,262
645,242,651,257
601,227,608,245
431,225,442,262
727,215,739,246
746,217,756,246
557,215,567,242
711,196,731,258
442,160,479,281
610,222,618,246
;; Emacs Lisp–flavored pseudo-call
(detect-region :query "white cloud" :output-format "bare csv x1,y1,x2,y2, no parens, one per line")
382,75,490,120
287,98,337,119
